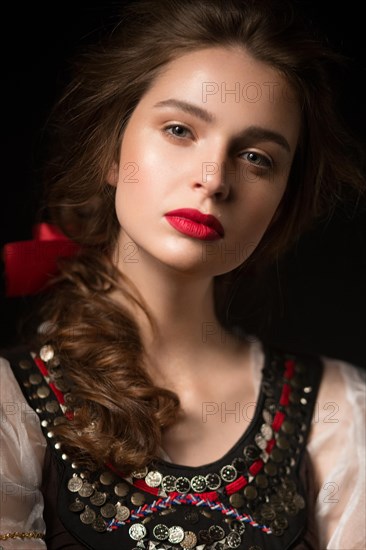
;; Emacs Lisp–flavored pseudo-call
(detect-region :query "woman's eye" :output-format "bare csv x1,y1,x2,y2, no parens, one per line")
164,124,193,139
241,151,272,168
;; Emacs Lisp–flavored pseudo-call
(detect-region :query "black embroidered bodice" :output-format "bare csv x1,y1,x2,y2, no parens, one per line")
3,343,323,549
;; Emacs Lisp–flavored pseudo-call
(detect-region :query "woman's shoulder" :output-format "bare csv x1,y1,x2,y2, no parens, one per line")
0,349,47,545
311,354,365,444
0,345,47,431
307,355,366,548
0,348,29,402
318,354,366,412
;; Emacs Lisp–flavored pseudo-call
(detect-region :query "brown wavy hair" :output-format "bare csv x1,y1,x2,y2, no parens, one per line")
27,0,365,473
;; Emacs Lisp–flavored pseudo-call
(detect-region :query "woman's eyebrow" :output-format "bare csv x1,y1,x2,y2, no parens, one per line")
153,98,215,123
154,98,291,153
232,126,291,153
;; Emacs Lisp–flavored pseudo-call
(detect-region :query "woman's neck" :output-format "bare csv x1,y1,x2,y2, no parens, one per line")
112,247,242,378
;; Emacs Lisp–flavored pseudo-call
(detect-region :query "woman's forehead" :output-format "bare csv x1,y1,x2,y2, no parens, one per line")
129,46,301,152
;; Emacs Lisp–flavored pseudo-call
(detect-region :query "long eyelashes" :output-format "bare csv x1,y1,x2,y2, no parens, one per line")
240,151,273,169
163,124,193,140
162,124,273,169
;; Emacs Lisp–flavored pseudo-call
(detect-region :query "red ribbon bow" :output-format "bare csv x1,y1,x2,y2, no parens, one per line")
2,223,80,297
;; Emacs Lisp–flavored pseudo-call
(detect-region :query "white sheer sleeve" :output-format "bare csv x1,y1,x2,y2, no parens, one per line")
308,357,366,550
0,357,47,548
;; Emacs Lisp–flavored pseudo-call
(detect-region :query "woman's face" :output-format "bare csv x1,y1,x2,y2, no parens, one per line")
112,46,301,277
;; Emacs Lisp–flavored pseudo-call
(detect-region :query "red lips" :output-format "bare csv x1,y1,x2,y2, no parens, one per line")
164,208,224,241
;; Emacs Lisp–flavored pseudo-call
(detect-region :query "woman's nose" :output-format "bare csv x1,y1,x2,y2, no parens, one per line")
191,146,232,201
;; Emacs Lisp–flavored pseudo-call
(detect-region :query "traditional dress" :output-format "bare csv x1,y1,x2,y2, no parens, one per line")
1,339,365,549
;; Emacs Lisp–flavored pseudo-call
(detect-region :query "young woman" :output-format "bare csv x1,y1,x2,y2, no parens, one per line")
1,0,365,548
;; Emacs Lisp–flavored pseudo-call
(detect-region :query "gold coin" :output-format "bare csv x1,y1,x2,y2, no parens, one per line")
180,530,197,548
100,502,117,519
229,493,244,508
243,485,258,500
29,373,42,385
115,504,130,521
92,515,107,532
39,344,55,362
99,471,115,485
67,475,83,492
131,466,148,479
90,491,107,507
80,506,96,525
78,482,94,498
114,482,130,497
45,401,60,413
37,386,50,398
131,492,146,506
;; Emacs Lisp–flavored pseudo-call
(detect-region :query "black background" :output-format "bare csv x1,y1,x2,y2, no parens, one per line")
1,1,365,368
